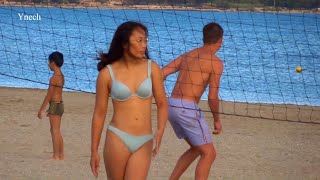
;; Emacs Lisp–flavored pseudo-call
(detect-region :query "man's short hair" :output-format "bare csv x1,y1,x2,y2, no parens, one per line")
49,51,64,67
203,22,224,44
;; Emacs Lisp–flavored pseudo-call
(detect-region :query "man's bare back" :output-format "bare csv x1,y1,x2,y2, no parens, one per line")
164,46,223,103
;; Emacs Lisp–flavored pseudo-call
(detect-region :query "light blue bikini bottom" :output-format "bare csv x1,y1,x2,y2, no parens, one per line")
107,125,153,153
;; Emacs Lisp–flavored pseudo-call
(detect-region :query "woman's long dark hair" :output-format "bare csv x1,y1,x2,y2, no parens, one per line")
97,21,150,71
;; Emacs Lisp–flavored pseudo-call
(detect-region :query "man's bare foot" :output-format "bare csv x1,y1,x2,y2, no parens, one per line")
59,155,64,160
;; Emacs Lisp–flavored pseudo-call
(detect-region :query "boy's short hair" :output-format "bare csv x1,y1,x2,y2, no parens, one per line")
203,22,224,44
49,51,64,67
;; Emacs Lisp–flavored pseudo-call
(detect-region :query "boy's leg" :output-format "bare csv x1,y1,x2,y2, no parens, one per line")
194,143,216,180
58,117,64,160
169,139,200,180
49,115,63,160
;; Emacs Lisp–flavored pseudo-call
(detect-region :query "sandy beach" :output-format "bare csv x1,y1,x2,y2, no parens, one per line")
0,87,319,179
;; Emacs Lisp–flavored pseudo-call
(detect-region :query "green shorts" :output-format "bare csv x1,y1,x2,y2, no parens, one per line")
47,101,64,116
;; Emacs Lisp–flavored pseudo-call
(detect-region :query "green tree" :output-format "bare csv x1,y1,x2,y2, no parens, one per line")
14,0,28,2
32,0,44,3
51,0,64,4
213,0,229,8
68,0,80,3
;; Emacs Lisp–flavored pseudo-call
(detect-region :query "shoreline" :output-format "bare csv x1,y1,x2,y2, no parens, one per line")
1,86,319,124
1,2,319,14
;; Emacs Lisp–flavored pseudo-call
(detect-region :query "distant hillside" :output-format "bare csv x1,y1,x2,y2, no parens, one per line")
2,0,319,9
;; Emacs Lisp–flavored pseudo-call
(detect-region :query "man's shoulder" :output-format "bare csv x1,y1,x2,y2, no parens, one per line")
212,55,223,63
185,48,199,56
210,56,224,74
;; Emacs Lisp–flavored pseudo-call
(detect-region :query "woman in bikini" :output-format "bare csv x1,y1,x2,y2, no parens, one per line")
90,21,168,179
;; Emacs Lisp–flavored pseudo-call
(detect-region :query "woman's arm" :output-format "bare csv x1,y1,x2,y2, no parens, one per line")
151,61,168,156
90,68,110,176
91,68,110,154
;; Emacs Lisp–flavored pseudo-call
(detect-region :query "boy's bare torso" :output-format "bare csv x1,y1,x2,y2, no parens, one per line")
50,73,64,102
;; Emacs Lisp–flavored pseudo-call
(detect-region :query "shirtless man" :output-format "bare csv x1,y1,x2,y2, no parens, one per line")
162,22,224,180
38,51,65,160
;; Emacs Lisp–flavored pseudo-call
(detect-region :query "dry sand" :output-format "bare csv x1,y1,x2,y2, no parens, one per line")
0,87,319,179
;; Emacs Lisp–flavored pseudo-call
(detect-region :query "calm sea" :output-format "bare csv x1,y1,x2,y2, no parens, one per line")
0,7,319,106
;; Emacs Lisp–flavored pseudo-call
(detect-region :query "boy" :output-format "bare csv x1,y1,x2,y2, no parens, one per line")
37,51,65,160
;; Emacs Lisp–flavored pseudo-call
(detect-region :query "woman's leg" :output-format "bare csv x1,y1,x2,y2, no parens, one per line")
104,130,131,180
49,115,63,160
124,140,153,180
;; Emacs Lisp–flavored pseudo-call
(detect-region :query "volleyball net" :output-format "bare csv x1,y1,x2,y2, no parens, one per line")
0,1,319,123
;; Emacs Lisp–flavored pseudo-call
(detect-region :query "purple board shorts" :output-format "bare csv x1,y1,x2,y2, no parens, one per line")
168,98,212,146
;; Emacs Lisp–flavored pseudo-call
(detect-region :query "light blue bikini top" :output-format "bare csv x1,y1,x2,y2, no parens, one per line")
107,60,152,101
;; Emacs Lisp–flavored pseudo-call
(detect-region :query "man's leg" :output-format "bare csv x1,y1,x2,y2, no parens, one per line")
169,139,200,180
194,143,216,180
